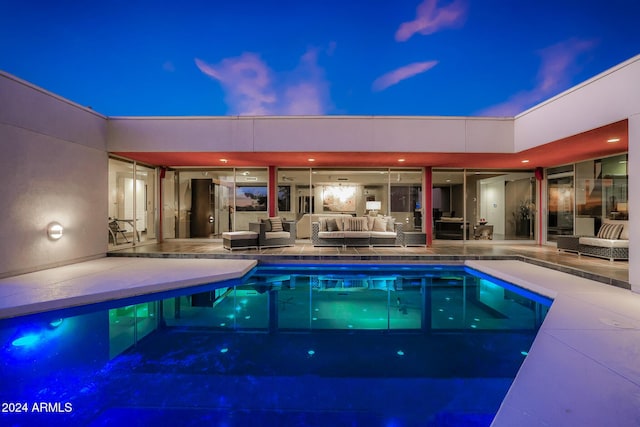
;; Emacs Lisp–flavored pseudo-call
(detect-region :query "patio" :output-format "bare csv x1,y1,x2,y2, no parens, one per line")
108,239,629,289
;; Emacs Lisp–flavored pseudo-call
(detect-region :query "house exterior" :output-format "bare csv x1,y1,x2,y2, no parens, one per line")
1,54,638,291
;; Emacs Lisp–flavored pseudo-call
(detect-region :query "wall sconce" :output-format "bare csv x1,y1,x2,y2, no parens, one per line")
47,222,64,240
366,200,381,216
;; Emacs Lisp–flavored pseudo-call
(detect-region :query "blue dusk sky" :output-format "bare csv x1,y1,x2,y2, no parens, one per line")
1,0,639,117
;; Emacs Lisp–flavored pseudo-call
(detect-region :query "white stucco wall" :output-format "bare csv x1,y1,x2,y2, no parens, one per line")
515,55,640,151
0,72,108,277
107,116,514,154
629,114,639,293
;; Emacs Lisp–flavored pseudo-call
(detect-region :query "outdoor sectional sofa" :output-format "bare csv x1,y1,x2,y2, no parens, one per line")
311,215,403,247
578,219,629,261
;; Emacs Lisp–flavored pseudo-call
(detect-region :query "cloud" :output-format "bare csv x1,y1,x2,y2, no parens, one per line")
195,53,276,115
195,48,331,115
479,38,596,116
395,0,467,42
372,61,438,91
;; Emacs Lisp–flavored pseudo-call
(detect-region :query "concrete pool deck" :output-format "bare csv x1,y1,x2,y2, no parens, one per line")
0,257,257,319
0,257,638,426
467,260,640,427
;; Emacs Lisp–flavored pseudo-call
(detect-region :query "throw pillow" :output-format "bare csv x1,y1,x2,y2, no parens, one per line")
597,223,623,239
386,217,395,232
350,217,366,231
270,216,283,232
260,218,272,232
373,217,387,232
326,218,339,232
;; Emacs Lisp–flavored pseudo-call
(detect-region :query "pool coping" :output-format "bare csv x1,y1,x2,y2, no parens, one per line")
0,257,257,320
105,251,630,290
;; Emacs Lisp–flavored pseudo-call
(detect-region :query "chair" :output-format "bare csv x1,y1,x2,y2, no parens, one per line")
108,219,129,244
249,218,296,248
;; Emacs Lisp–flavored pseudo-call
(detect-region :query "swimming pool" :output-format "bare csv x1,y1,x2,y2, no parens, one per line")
0,264,551,426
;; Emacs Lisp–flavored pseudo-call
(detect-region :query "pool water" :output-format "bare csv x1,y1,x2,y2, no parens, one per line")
0,264,551,426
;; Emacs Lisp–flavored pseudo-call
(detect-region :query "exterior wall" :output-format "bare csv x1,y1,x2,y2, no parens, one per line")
0,73,108,277
515,55,640,151
630,114,639,293
108,116,514,154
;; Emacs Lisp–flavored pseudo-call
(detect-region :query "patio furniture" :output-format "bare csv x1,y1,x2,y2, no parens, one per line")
249,217,296,248
222,231,259,250
557,235,580,253
311,215,403,247
402,231,426,246
578,219,629,261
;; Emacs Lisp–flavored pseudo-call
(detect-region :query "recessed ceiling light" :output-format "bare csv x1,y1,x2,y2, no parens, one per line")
220,158,228,163
308,158,315,162
521,159,530,163
607,138,620,143
398,158,406,162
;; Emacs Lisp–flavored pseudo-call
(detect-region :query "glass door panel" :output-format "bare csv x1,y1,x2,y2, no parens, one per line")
547,174,574,241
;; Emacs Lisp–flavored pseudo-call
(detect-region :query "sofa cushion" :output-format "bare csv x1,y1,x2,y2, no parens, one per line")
370,231,396,238
326,218,339,232
261,218,272,232
603,219,629,240
349,217,368,231
597,222,623,239
343,231,370,238
367,216,376,231
372,217,387,232
579,237,629,248
265,231,290,239
318,231,344,238
269,216,284,232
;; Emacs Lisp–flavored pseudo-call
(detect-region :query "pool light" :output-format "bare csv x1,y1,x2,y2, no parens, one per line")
396,350,405,356
48,318,64,328
220,347,229,353
12,334,40,348
307,350,315,356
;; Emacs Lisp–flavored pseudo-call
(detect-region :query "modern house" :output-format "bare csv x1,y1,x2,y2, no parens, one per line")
1,54,637,291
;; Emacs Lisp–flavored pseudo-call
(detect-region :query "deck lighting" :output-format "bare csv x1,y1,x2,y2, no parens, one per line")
47,222,64,240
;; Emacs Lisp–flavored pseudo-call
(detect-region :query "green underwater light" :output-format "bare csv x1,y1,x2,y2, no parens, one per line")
49,318,64,328
12,334,40,347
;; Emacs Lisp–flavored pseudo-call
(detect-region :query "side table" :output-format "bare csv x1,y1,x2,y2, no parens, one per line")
402,231,427,247
556,235,580,253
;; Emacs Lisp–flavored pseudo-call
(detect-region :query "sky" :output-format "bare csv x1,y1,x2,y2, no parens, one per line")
1,0,639,117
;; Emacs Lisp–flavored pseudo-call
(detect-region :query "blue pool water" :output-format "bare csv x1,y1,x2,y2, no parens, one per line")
0,264,551,426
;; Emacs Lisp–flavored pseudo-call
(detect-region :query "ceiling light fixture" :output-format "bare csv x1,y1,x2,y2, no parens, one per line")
607,138,620,143
220,158,228,163
521,159,530,163
308,158,315,162
398,158,406,162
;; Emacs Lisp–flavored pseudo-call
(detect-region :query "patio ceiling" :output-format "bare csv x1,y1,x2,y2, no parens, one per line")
113,119,628,169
